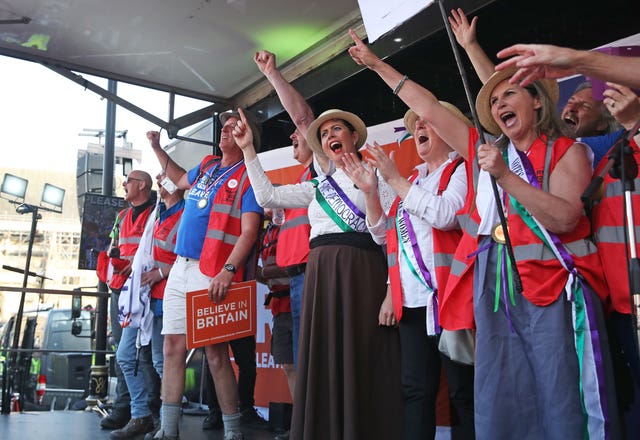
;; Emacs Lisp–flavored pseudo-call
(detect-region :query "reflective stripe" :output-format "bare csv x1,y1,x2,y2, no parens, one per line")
457,214,479,237
512,239,596,262
155,223,179,252
387,251,397,267
597,225,640,244
120,236,141,244
206,229,239,246
450,258,467,277
605,179,640,198
280,215,310,232
386,216,395,230
434,252,454,268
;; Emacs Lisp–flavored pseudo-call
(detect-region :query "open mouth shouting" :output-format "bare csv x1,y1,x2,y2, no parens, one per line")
562,113,578,131
499,110,517,129
329,141,343,153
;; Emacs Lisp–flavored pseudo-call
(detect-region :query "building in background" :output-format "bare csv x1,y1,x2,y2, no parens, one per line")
0,136,143,322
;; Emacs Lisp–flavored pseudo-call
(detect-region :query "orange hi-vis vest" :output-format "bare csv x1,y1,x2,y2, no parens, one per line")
386,157,464,321
110,205,153,290
261,223,291,316
441,130,606,330
276,166,312,268
151,205,183,299
199,160,252,281
592,139,640,314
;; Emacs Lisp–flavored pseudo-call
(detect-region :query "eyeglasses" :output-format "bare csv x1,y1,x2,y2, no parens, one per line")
124,176,143,185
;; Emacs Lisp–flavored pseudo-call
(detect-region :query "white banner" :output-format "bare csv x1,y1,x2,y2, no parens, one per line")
358,0,435,43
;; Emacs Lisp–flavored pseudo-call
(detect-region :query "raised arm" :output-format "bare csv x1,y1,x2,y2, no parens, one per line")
232,108,313,209
347,29,470,159
146,131,189,190
254,50,330,173
254,50,315,136
496,44,640,90
449,8,495,84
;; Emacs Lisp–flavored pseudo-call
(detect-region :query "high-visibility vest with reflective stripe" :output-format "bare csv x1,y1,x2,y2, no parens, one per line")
386,158,464,321
199,164,251,281
110,205,153,290
592,140,640,314
261,223,291,316
443,131,606,329
276,166,312,268
151,205,183,299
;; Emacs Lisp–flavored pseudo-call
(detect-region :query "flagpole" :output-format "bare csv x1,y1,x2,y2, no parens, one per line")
435,0,522,294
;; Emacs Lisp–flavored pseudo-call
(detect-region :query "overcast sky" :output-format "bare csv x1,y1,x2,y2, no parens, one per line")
0,55,208,177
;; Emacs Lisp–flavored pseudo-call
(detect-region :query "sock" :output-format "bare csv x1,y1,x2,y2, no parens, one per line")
160,402,181,436
222,412,242,434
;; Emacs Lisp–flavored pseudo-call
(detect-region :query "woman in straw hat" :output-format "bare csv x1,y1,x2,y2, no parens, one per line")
341,104,476,439
230,107,402,439
348,30,619,439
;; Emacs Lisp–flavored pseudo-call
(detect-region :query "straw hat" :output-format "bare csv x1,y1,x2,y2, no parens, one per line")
219,109,262,151
475,67,559,135
403,101,472,134
306,109,367,156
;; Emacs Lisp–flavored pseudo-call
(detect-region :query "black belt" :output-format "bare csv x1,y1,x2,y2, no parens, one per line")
285,263,307,277
264,289,291,306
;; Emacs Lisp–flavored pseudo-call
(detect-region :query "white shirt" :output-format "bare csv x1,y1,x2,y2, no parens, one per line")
368,154,467,307
245,157,395,240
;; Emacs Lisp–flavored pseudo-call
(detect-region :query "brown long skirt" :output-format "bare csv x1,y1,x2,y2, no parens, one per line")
290,243,403,439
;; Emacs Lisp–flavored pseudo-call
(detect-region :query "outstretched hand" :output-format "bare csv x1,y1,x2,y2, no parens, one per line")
254,50,277,77
232,107,254,151
341,152,378,194
449,8,478,50
347,29,381,70
496,44,578,86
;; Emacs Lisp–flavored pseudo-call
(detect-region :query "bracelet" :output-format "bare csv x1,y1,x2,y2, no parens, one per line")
158,268,164,279
393,75,408,95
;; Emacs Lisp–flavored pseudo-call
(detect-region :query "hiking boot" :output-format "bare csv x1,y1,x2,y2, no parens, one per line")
144,428,179,440
100,407,131,430
202,408,223,430
239,407,268,430
224,431,244,440
110,415,155,439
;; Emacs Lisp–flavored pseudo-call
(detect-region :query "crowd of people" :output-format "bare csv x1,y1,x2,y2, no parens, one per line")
95,7,640,440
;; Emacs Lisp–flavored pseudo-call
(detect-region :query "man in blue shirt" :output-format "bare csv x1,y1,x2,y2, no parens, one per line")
145,110,263,440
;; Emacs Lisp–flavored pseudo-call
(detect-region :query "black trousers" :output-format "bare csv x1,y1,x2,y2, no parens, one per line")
399,306,441,440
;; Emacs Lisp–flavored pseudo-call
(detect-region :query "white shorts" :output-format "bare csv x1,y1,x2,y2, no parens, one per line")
162,256,211,335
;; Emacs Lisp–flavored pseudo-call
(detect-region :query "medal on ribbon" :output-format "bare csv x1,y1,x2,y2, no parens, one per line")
492,222,507,244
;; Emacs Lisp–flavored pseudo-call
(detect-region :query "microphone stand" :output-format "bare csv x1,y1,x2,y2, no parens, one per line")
614,121,640,352
584,119,640,351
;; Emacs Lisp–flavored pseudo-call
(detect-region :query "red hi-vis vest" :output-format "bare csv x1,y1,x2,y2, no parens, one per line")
441,130,606,330
276,166,312,268
199,160,252,281
151,205,183,299
592,139,640,314
260,223,291,316
386,158,464,321
110,205,153,290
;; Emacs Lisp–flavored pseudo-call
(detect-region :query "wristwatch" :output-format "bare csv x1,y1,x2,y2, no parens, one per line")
224,263,237,274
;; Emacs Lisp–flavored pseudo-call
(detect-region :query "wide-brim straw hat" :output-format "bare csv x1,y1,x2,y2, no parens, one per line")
306,109,367,156
219,109,262,151
475,67,559,135
403,101,473,134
